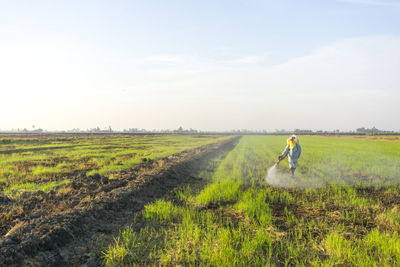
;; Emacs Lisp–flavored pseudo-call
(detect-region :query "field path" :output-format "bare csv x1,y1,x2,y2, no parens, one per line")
0,136,240,266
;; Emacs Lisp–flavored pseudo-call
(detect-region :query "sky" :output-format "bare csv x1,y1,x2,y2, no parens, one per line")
1,0,399,132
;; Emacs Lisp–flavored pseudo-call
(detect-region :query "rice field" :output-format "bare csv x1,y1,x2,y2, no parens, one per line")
0,134,228,195
104,135,400,266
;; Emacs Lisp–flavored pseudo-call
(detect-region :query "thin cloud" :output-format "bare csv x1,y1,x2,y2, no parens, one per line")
338,0,400,7
147,55,183,63
229,55,265,64
137,35,400,131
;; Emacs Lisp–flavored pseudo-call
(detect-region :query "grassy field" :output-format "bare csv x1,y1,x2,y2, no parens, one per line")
0,134,228,195
104,135,400,266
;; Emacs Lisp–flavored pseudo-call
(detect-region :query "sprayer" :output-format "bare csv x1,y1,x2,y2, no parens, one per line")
274,153,288,167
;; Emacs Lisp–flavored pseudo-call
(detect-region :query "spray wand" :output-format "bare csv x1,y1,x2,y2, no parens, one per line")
274,153,288,167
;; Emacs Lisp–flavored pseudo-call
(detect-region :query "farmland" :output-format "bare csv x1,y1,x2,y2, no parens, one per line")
1,134,400,266
0,134,234,265
0,134,229,195
104,135,400,266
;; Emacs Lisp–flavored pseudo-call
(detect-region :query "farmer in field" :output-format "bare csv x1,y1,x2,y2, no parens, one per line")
279,135,302,178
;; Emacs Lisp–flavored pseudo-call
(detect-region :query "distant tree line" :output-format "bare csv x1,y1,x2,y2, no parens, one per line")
355,127,391,134
0,126,398,135
275,127,397,135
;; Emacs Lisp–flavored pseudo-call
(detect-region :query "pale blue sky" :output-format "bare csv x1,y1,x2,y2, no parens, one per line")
1,0,399,131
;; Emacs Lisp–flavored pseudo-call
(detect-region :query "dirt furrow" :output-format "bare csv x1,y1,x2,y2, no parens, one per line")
0,136,240,266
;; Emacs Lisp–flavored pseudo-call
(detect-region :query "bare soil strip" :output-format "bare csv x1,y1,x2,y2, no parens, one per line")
0,136,240,266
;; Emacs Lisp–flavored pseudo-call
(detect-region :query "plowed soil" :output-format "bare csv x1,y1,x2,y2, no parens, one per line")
0,136,240,266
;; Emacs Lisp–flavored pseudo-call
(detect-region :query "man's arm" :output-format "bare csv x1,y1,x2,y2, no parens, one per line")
280,146,289,159
297,144,302,158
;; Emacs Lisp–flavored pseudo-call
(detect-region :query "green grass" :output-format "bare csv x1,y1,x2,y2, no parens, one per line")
4,179,70,196
0,134,229,194
104,135,400,266
323,230,400,266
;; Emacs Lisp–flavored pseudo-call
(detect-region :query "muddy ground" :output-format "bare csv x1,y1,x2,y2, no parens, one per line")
0,136,240,266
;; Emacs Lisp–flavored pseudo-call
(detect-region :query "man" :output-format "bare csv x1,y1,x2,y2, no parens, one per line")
279,135,302,177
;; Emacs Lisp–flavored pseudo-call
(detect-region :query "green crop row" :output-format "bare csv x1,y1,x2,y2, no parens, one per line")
0,134,229,195
103,135,400,266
